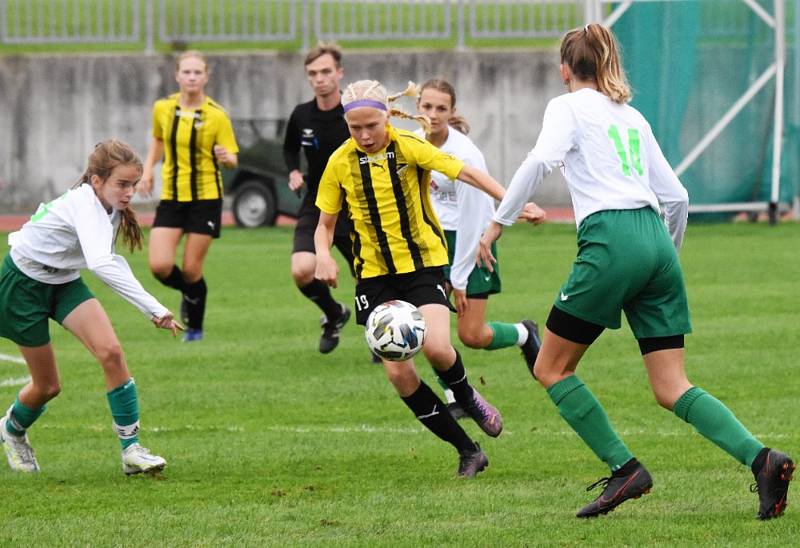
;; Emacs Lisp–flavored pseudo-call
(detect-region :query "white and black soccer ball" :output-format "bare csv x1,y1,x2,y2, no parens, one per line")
364,300,426,361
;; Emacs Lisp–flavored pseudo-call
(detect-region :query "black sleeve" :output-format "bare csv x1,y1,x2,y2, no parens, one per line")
282,109,302,173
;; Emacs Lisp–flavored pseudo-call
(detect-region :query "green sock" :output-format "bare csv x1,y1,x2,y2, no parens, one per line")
5,397,46,436
486,322,519,350
547,375,634,471
673,387,764,467
107,378,141,450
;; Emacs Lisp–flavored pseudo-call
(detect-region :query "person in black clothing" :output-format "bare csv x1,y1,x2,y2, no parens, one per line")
283,43,354,354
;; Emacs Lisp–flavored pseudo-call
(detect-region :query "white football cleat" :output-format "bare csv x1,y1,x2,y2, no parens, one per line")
0,414,40,473
121,443,166,475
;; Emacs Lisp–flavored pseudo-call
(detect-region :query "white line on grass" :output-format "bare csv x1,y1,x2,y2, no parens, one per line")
29,423,793,439
0,376,30,388
265,424,424,435
0,352,26,365
0,353,29,389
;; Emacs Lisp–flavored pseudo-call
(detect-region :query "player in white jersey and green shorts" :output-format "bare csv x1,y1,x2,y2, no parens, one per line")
0,140,181,476
479,23,793,520
415,79,546,418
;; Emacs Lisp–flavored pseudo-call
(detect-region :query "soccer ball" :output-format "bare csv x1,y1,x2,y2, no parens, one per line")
364,300,426,361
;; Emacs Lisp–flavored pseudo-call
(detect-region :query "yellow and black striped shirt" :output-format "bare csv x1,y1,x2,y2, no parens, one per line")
317,126,465,279
152,93,238,201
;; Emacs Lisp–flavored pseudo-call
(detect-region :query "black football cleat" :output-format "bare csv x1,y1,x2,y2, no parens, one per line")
576,459,653,518
319,304,351,354
520,320,541,378
457,443,488,478
752,449,795,520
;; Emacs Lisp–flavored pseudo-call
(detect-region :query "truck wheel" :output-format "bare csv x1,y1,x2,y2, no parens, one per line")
232,180,277,227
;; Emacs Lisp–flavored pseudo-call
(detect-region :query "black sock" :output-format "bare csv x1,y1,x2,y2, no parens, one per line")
299,279,342,320
401,381,476,453
434,350,475,406
183,277,207,330
156,265,187,292
613,457,640,477
751,447,771,476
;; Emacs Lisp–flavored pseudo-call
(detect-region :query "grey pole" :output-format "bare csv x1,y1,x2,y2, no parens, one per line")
301,0,310,52
456,0,465,51
145,0,154,54
769,0,785,224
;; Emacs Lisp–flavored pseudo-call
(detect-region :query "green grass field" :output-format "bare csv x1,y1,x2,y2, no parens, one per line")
0,222,798,545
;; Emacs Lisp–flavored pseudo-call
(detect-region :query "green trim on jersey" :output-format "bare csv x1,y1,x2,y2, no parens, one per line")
0,254,94,347
443,230,501,297
554,207,691,338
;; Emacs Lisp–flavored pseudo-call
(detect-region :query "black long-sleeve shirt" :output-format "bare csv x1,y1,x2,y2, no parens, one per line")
282,99,350,214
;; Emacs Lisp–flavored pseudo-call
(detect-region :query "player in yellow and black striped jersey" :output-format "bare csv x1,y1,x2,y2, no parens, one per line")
139,51,238,342
150,92,237,202
314,79,542,478
317,123,457,280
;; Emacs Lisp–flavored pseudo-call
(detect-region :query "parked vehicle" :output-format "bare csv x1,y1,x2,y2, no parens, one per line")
221,118,302,227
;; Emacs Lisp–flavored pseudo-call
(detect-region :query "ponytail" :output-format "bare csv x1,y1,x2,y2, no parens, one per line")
561,23,631,104
76,140,144,253
448,115,470,135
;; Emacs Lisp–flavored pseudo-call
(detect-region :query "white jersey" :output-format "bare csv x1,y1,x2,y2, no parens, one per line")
495,88,689,249
8,184,169,319
416,126,495,290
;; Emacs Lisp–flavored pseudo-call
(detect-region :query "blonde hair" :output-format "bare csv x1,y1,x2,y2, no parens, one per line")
76,140,144,253
174,50,209,74
560,23,631,104
342,79,431,133
419,78,470,135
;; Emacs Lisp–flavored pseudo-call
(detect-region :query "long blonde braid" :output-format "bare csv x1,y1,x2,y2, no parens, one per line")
342,80,432,133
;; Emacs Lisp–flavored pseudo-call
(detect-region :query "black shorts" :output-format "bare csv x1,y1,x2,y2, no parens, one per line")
293,206,355,277
153,199,223,238
354,267,452,325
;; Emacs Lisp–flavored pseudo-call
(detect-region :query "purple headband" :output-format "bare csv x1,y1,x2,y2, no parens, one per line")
343,99,387,113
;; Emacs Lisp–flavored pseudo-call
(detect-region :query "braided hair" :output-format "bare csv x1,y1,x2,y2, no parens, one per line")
342,80,432,133
75,140,144,252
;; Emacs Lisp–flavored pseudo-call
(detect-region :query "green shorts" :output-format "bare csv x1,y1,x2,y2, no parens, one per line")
443,230,501,297
0,254,94,347
555,208,692,339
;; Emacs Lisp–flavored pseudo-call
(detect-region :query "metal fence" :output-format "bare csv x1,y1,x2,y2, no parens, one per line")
0,0,142,44
467,0,587,39
0,0,603,51
314,1,454,43
158,0,298,43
